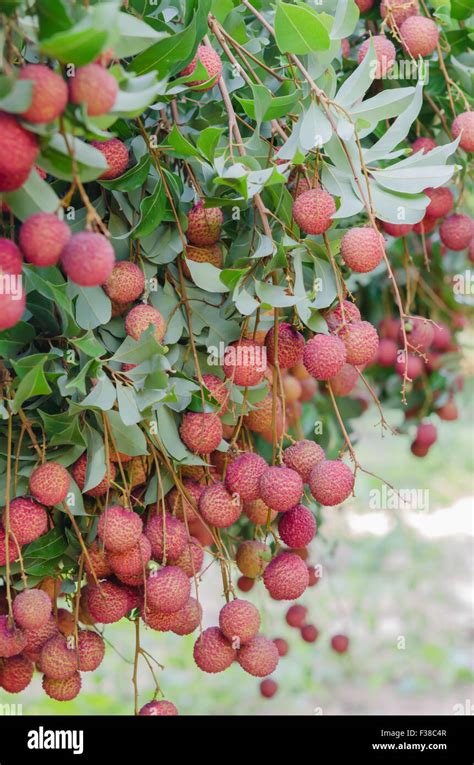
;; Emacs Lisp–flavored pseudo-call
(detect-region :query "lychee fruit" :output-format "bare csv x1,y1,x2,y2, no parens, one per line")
376,338,398,367
380,0,419,27
24,614,58,655
5,497,48,545
13,589,51,631
337,320,379,366
303,334,347,380
98,505,143,553
168,596,202,635
42,672,81,701
413,214,437,235
179,412,223,454
328,362,359,395
29,461,70,506
282,440,325,482
186,202,223,246
379,316,401,339
341,227,385,273
260,678,278,698
402,316,434,353
278,505,317,548
259,466,303,513
355,0,373,12
263,552,309,600
0,616,27,657
436,399,458,420
201,373,229,415
141,603,175,632
77,630,105,671
138,700,179,715
183,244,223,279
381,221,413,237
394,352,424,379
219,599,260,646
0,526,20,567
71,454,116,497
358,35,396,78
180,45,222,90
223,338,267,386
412,136,437,154
400,16,439,57
56,608,75,637
301,623,319,643
224,452,267,501
108,534,151,579
236,540,271,578
0,111,39,192
193,626,235,673
61,231,115,287
264,323,305,369
19,64,68,123
199,482,242,528
325,300,361,332
424,187,454,219
431,322,451,352
237,576,254,592
69,63,118,115
237,635,279,677
145,513,187,562
274,637,289,657
244,499,277,525
286,603,308,627
19,213,71,268
40,635,78,679
87,580,130,623
166,479,203,522
0,654,34,693
439,214,473,250
415,422,437,448
283,374,302,403
452,111,474,153
103,261,144,303
125,303,166,343
170,537,205,578
146,566,190,613
90,138,129,179
331,634,349,653
245,392,282,433
309,459,354,506
292,189,336,235
0,239,23,274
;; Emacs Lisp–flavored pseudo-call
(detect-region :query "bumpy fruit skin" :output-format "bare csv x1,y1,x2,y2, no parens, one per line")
125,304,166,343
77,630,105,671
202,373,229,414
186,202,223,246
0,292,25,332
0,616,27,657
69,64,118,116
108,534,151,579
309,460,354,506
292,189,336,235
0,654,34,693
424,187,453,219
145,513,187,562
236,540,270,578
90,138,129,179
193,626,235,673
400,16,439,57
278,505,317,548
6,497,48,545
19,64,68,124
42,672,81,701
286,603,308,627
259,466,303,513
183,244,223,280
61,232,115,287
19,213,71,268
237,635,279,677
325,300,361,332
380,0,419,27
283,440,325,482
452,111,474,153
29,461,70,506
413,214,437,235
358,35,396,79
98,505,143,553
87,581,130,623
180,45,222,90
71,453,116,497
381,221,413,237
166,479,203,522
412,136,437,154
416,422,437,448
341,227,385,273
301,624,319,643
0,239,23,274
394,352,424,379
40,635,77,679
24,614,58,655
376,338,398,367
0,111,39,191
260,678,278,698
439,214,473,251
147,566,190,613
328,363,359,396
263,552,309,600
174,537,204,578
223,338,267,386
331,634,349,653
303,334,347,380
219,599,260,645
337,320,379,366
224,452,267,501
169,596,202,635
199,482,242,528
103,261,144,304
245,392,282,434
0,526,20,567
179,412,223,454
13,589,52,630
403,316,434,352
264,323,305,369
139,700,179,715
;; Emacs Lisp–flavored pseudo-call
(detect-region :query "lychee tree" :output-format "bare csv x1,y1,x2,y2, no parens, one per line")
0,0,472,712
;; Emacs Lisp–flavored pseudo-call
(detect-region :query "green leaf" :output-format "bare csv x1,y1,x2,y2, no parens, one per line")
106,410,148,456
4,168,60,220
160,124,202,158
84,424,106,492
114,12,168,58
0,78,32,112
274,1,330,54
12,358,52,413
70,330,106,359
22,528,68,562
99,153,150,191
132,180,167,239
116,382,142,425
184,260,229,293
110,332,166,365
330,0,359,40
36,0,73,40
40,1,120,66
80,375,116,411
72,286,112,330
38,134,108,183
0,322,35,358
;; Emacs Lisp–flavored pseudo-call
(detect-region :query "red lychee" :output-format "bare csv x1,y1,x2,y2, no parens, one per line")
90,138,129,179
380,0,419,27
179,412,223,454
87,581,130,623
259,466,303,513
103,261,144,303
138,700,178,715
71,454,116,497
193,626,235,673
402,316,434,353
40,635,77,679
77,630,105,671
146,566,190,613
237,635,279,677
0,239,22,274
286,604,308,628
0,111,39,192
19,64,68,124
42,672,81,701
400,16,439,57
24,614,58,655
61,232,115,287
379,316,401,339
439,214,473,251
180,45,222,90
219,599,260,646
431,322,451,352
183,244,223,279
424,187,454,219
358,35,396,78
125,303,166,342
69,63,118,116
224,452,267,501
263,552,309,600
0,291,25,332
303,334,347,380
325,300,361,332
278,505,317,548
264,322,305,369
186,202,223,246
309,459,354,506
328,362,359,396
416,422,437,448
237,576,255,592
29,461,70,506
19,213,71,268
13,589,51,631
145,513,187,562
337,320,379,366
436,399,458,420
0,654,34,693
452,111,474,153
412,136,437,154
98,505,143,553
168,596,202,635
244,498,277,526
292,189,336,235
376,338,398,367
223,338,267,387
236,540,271,578
381,221,413,237
0,616,27,657
166,479,203,521
199,482,242,528
301,623,319,643
0,526,20,567
245,392,282,434
202,373,229,414
394,352,424,379
5,497,48,545
274,637,289,657
331,634,349,653
260,678,278,698
108,534,151,579
282,440,325,483
341,227,385,273
413,214,437,235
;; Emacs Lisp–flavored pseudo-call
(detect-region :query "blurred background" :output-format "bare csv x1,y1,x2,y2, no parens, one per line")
5,357,473,717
